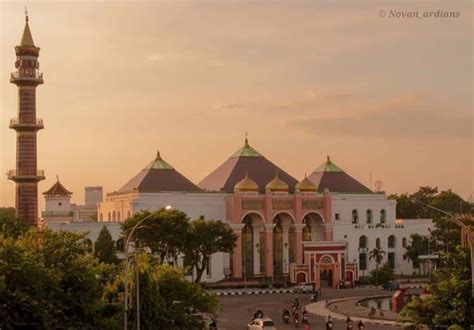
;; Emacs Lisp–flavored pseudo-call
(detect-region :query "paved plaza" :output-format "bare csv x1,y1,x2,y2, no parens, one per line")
217,288,400,329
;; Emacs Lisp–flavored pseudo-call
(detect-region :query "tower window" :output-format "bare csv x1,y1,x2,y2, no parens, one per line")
352,210,359,224
335,213,340,220
366,209,372,224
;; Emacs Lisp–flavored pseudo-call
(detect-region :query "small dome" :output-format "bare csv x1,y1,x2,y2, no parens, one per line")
234,173,259,192
295,175,317,192
265,173,289,192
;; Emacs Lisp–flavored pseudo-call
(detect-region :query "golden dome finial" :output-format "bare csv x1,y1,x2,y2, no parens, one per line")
266,173,289,192
234,172,259,192
295,175,317,193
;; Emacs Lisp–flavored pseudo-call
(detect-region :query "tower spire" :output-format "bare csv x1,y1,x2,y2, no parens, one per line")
20,8,35,47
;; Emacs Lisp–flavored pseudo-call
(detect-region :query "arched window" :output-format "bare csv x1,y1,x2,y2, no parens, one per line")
108,212,111,221
359,236,368,249
380,210,386,224
376,238,381,249
402,237,407,248
388,235,396,248
112,211,116,221
100,213,103,221
366,209,373,224
117,212,121,221
352,210,359,224
127,211,131,219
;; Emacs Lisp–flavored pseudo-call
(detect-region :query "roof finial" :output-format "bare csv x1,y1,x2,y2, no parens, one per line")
244,132,249,146
327,155,331,163
25,5,29,23
56,175,59,182
156,150,162,160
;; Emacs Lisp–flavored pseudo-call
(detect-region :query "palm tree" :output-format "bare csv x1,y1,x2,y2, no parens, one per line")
369,247,386,286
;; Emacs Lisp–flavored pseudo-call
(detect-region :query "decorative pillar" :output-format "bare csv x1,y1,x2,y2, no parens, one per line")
265,224,274,278
253,226,261,275
282,225,290,274
232,231,243,279
295,224,305,264
324,223,334,241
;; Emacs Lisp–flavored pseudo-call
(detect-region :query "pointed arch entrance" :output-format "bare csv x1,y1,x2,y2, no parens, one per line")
272,212,296,277
242,213,265,277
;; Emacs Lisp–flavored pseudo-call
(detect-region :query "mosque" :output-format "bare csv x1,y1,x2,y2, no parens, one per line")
9,13,432,289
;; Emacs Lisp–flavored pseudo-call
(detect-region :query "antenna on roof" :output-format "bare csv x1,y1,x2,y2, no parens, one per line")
25,5,29,22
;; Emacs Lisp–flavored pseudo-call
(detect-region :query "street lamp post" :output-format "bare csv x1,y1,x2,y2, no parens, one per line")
123,206,172,330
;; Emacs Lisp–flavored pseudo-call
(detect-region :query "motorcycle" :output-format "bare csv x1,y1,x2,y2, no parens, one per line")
282,313,290,324
294,317,299,328
310,293,319,302
325,320,333,330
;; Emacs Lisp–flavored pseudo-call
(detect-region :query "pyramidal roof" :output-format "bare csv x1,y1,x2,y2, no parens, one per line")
307,156,372,194
20,15,35,47
43,177,72,196
198,138,298,193
117,151,201,193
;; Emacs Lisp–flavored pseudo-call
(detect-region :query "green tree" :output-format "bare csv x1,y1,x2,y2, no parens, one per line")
399,246,472,328
370,263,394,286
184,219,237,283
0,207,27,238
94,225,118,264
0,226,121,329
106,254,219,329
404,233,430,274
369,247,386,286
121,209,190,263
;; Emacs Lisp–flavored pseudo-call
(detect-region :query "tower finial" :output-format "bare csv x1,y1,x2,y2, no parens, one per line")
244,132,249,146
56,175,59,182
25,6,29,23
156,150,162,160
327,155,331,163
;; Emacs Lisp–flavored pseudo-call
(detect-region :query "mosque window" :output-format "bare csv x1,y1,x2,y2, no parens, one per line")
376,238,381,249
359,236,368,249
335,213,340,221
303,224,311,241
402,237,407,248
112,211,116,221
388,235,396,248
108,212,111,221
380,210,386,224
351,210,359,224
366,210,372,224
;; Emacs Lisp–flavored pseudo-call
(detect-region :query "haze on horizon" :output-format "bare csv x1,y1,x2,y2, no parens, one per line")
1,1,472,210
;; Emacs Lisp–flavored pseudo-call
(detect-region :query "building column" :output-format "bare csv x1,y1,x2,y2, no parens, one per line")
253,226,261,275
282,225,290,274
324,223,333,241
295,224,304,265
230,224,244,279
265,224,274,278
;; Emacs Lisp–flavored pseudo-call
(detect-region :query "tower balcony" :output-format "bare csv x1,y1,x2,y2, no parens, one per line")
10,71,43,85
7,169,45,182
10,118,44,130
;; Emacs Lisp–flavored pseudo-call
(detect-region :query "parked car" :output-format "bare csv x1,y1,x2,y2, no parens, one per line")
293,282,314,294
383,281,400,291
247,318,277,330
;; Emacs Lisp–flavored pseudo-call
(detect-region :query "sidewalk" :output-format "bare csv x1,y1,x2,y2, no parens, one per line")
306,298,399,327
209,288,293,296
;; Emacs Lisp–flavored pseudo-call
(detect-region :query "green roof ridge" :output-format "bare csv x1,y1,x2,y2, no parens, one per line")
314,155,344,173
230,138,263,158
144,151,174,170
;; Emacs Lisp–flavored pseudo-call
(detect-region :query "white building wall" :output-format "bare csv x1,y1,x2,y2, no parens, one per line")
331,193,433,275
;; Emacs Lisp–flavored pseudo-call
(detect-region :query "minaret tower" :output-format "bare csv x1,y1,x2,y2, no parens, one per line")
8,11,45,226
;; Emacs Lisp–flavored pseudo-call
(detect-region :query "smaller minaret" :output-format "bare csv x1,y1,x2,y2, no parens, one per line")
42,177,73,223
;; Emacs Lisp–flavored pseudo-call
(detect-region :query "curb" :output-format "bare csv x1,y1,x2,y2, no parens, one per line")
213,289,293,296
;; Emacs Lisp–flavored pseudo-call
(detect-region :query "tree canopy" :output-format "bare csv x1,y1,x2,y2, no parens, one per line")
184,219,237,283
94,225,119,264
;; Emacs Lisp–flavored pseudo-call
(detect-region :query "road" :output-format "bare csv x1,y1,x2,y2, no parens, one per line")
217,288,399,330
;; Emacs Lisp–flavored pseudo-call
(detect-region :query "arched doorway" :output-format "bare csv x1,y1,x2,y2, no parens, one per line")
302,212,325,241
242,213,265,277
273,213,295,277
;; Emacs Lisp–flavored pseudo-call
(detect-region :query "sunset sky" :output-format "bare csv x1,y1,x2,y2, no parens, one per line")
1,1,472,210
